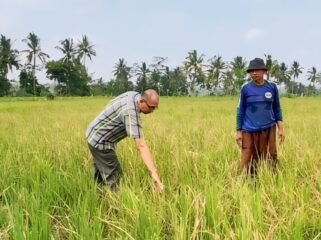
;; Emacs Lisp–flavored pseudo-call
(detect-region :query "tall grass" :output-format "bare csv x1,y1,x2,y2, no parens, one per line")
0,96,321,239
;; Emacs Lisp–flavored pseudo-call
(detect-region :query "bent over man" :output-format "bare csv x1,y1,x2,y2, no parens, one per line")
86,89,164,192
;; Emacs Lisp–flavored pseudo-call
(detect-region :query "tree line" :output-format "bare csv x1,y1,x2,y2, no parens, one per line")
1,33,321,97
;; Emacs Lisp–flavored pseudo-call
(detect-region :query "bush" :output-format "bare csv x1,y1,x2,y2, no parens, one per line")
46,93,55,100
285,93,297,98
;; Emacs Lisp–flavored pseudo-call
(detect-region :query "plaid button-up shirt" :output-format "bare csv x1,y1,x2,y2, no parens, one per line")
86,91,143,151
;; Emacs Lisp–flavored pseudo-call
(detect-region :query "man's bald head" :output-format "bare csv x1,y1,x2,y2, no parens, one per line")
139,89,159,114
141,89,159,105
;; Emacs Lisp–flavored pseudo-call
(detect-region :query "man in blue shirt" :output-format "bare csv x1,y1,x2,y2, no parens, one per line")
236,58,285,176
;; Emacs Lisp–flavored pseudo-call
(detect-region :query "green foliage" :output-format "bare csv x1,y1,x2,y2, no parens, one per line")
148,69,162,92
285,93,296,98
2,33,321,98
230,56,248,94
22,32,49,70
46,59,91,96
45,60,68,84
184,50,205,92
18,69,51,97
0,75,11,96
104,78,134,96
89,78,108,96
272,62,291,87
19,69,40,95
45,92,55,100
207,56,226,91
21,32,50,96
0,35,20,77
55,38,76,63
160,67,188,96
111,58,133,95
76,35,96,67
134,62,149,93
1,97,321,238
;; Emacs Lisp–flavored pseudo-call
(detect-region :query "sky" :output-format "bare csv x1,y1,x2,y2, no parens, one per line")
1,0,321,84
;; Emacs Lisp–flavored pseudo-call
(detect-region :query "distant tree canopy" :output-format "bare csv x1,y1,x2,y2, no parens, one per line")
0,35,20,96
22,32,49,96
46,59,91,96
0,75,11,96
0,35,20,78
1,34,321,97
19,69,40,95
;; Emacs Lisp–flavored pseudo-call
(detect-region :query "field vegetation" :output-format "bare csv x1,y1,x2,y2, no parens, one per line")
0,96,321,239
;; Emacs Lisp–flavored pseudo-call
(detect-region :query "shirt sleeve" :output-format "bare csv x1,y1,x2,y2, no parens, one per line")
123,109,144,139
272,83,283,121
236,86,246,130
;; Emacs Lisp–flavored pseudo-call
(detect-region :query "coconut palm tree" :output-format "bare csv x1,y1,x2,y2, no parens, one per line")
184,50,205,93
289,61,303,94
134,62,150,93
230,56,247,94
76,35,96,68
273,62,291,89
265,54,276,81
55,38,76,63
207,55,226,91
168,67,188,96
307,66,318,87
112,58,132,93
269,60,280,82
22,32,49,95
290,61,303,80
317,73,321,86
0,35,20,77
113,58,130,78
148,57,168,94
222,70,234,95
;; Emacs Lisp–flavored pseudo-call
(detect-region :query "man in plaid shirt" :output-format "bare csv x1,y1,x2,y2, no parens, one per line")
86,89,164,192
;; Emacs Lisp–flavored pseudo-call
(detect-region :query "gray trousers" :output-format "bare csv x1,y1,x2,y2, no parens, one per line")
88,144,123,190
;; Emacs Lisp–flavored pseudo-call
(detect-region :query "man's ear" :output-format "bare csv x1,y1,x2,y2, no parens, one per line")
138,100,143,110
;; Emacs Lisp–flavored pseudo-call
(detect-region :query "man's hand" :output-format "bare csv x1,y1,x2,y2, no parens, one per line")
278,128,285,143
277,121,285,144
235,131,242,148
151,172,164,193
135,138,164,193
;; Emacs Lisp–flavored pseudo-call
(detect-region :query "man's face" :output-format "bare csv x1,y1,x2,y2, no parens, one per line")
249,69,266,82
140,99,158,114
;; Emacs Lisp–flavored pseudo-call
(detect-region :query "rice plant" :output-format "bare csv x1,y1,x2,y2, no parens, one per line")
0,96,321,239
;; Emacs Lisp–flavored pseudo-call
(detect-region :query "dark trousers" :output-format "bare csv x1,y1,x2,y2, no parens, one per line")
241,125,277,176
88,144,123,190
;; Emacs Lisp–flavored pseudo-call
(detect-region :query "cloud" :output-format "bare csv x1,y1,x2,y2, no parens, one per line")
244,28,265,41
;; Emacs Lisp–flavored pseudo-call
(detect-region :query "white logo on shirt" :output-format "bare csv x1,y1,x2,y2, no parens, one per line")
265,92,272,99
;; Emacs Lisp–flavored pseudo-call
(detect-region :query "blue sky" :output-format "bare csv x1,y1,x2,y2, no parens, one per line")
1,0,321,84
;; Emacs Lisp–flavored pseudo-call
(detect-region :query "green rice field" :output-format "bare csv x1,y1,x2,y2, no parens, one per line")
0,96,321,239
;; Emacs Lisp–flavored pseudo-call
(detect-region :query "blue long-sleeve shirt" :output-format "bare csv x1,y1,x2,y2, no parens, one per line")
236,80,283,132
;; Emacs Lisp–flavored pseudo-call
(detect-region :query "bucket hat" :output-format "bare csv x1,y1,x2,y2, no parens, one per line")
247,58,267,73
